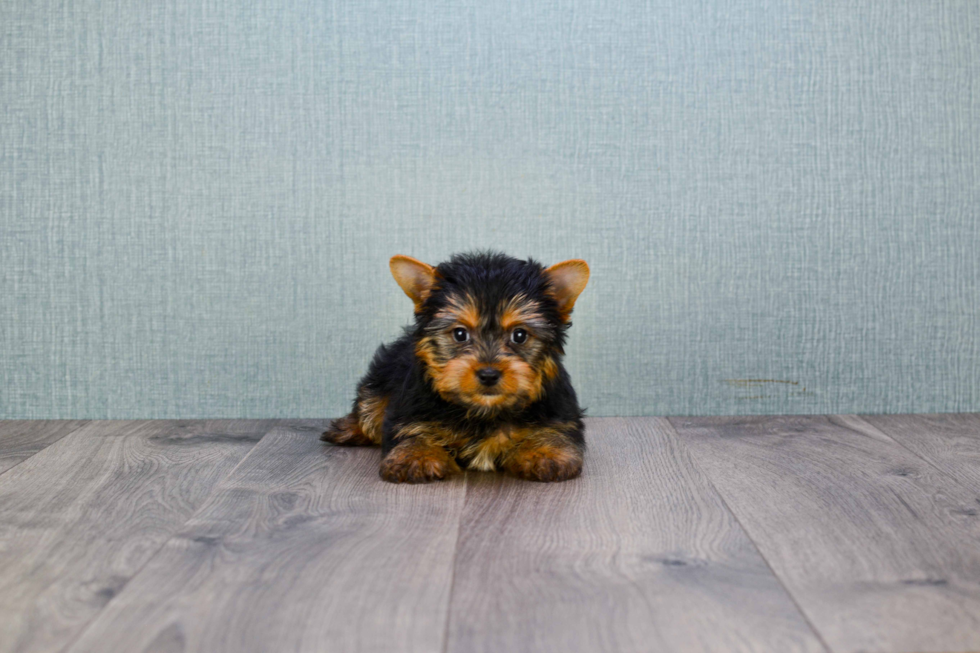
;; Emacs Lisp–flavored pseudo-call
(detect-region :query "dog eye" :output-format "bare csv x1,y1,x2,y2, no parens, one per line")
452,327,469,342
511,328,528,344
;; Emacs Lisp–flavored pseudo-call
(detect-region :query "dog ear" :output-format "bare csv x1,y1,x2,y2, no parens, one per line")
544,259,590,321
390,255,437,310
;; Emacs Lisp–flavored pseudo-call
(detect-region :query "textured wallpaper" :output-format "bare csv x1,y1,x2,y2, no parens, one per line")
1,0,978,418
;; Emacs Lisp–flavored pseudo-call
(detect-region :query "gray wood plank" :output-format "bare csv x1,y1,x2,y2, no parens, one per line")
669,414,980,653
65,420,467,653
0,420,88,475
0,419,274,653
445,417,826,653
861,413,980,495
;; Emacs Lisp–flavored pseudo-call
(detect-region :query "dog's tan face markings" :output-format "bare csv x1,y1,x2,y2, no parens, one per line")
416,291,556,416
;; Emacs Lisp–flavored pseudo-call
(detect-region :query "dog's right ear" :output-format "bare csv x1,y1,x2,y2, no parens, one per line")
390,255,437,310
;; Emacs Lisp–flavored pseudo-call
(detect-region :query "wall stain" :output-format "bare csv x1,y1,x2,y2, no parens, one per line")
722,379,812,400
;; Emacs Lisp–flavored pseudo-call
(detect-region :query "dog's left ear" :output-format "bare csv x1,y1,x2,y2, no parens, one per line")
544,259,590,321
390,255,437,311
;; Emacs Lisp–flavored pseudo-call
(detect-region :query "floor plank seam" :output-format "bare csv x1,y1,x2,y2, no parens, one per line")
54,419,283,653
0,420,91,481
849,414,980,497
440,471,470,653
663,416,836,653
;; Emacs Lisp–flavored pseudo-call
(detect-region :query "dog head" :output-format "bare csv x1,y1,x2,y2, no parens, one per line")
390,251,589,418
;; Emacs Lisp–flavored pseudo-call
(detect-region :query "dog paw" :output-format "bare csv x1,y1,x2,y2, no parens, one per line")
504,444,583,482
379,442,461,483
321,415,374,446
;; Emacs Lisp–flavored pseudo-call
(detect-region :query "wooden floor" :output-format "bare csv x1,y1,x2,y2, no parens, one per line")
0,416,978,653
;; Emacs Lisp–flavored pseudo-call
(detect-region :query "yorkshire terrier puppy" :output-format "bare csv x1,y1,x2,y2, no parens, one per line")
321,251,590,483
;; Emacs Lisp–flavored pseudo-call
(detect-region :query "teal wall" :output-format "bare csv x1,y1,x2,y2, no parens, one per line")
2,0,978,419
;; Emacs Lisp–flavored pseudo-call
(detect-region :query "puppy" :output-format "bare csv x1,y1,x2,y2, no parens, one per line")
322,251,589,483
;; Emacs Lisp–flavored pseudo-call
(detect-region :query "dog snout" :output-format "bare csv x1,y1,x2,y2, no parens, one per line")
476,367,501,386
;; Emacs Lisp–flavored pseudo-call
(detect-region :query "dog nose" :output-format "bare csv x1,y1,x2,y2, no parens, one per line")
476,367,501,386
